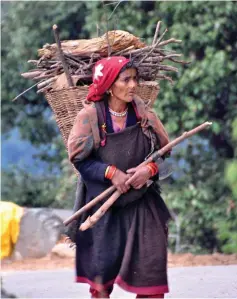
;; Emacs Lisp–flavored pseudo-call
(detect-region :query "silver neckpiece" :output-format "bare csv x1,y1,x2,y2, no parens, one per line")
109,107,128,117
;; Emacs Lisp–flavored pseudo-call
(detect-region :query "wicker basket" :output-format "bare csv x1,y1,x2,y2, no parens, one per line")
45,81,159,174
45,81,159,149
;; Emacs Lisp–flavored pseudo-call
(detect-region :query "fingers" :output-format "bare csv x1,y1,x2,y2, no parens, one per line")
126,167,137,174
119,184,130,194
125,170,148,189
133,184,143,190
114,181,130,194
125,175,136,186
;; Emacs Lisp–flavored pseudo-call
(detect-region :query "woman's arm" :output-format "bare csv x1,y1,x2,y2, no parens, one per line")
68,108,109,183
73,155,109,183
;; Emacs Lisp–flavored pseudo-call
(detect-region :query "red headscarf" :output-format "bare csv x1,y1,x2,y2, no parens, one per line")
86,56,130,102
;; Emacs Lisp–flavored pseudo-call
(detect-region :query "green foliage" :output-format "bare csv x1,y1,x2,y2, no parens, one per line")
220,117,237,253
1,164,77,209
2,1,237,253
1,1,88,144
226,118,237,199
1,167,58,207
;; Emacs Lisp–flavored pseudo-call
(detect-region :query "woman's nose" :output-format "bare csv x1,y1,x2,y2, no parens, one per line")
129,80,137,89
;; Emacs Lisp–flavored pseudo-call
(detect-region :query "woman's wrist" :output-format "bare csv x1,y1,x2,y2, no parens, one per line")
105,165,117,180
146,162,158,177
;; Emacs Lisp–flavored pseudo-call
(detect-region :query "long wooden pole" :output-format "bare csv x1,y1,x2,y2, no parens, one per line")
64,121,212,229
79,122,212,231
52,24,73,87
63,186,115,226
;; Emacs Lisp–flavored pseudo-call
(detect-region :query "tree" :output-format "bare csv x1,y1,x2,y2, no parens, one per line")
1,1,89,208
1,1,89,146
2,1,237,252
219,117,237,253
84,1,237,253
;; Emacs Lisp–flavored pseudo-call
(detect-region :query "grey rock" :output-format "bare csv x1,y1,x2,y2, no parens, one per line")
13,209,65,259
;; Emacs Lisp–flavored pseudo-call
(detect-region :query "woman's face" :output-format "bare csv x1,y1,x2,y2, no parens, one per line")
110,68,138,103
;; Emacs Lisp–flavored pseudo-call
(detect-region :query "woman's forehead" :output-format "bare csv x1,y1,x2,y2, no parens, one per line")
118,68,137,78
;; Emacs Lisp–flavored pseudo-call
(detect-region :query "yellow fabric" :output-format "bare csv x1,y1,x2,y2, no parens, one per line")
0,201,24,259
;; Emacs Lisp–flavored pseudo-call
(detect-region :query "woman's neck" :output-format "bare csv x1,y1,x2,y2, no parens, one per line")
108,97,127,112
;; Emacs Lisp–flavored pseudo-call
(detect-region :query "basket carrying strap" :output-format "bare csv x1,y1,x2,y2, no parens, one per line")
83,102,101,150
95,101,107,146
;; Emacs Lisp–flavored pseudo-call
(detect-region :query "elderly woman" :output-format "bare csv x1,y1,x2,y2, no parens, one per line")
68,56,171,298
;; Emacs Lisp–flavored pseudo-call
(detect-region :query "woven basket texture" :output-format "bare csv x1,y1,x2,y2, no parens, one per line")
45,81,159,175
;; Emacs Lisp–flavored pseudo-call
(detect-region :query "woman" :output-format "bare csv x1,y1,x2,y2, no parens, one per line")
68,56,171,298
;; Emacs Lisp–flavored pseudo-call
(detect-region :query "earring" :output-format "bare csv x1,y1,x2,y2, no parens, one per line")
109,90,114,97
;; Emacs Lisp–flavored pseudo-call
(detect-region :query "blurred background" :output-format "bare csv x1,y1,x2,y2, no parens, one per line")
1,1,237,255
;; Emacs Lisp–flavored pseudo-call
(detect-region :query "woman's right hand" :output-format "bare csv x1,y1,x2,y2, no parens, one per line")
111,169,131,194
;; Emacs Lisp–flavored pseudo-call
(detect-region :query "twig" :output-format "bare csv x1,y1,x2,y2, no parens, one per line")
169,58,191,65
96,23,101,37
37,85,53,94
33,73,61,80
106,27,112,57
155,73,174,84
108,1,122,20
152,21,161,46
156,28,168,45
137,38,161,66
158,38,182,47
115,45,135,56
12,80,44,101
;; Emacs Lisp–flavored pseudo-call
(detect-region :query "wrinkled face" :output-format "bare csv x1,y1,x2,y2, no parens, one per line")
110,68,138,103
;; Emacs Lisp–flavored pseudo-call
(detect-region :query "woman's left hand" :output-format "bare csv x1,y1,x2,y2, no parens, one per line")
125,166,151,189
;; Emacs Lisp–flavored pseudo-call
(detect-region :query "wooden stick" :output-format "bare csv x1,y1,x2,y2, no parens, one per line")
158,38,182,47
96,23,101,37
139,63,179,72
152,21,162,46
169,58,191,65
21,71,43,79
155,73,174,84
37,85,53,94
33,74,60,80
79,121,212,231
137,38,161,66
115,45,135,56
156,28,168,45
106,30,112,57
52,24,73,87
148,122,213,162
37,77,57,89
142,54,181,63
80,190,121,231
63,185,115,226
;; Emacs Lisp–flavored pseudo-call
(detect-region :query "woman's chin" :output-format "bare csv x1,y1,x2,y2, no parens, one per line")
125,95,134,102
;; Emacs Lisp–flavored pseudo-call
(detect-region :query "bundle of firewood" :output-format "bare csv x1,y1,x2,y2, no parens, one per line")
20,22,189,95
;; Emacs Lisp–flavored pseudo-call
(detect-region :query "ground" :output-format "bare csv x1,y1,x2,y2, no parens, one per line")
2,241,237,272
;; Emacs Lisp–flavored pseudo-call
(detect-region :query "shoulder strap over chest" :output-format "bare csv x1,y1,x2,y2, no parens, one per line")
83,100,101,149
